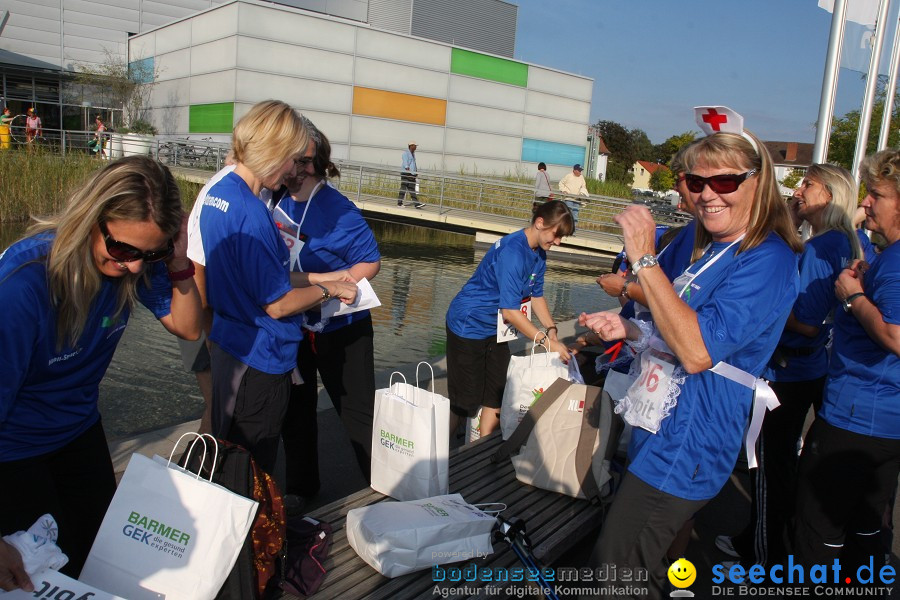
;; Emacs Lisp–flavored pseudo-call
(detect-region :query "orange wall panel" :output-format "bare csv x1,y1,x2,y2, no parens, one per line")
352,87,446,126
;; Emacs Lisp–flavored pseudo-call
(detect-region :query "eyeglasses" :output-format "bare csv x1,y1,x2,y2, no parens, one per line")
99,221,174,263
294,157,314,168
684,169,757,194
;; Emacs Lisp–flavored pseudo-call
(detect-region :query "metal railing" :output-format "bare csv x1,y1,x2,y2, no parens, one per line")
3,128,691,233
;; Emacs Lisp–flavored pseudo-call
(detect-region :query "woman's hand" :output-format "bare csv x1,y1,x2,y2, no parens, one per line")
0,539,32,592
167,213,192,272
614,205,657,264
546,338,572,361
835,259,867,300
597,273,625,298
324,280,359,304
578,311,635,342
310,269,357,284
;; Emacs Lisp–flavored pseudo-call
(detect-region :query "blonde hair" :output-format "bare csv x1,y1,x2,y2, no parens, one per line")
231,100,309,182
26,156,182,349
681,131,802,260
802,163,863,259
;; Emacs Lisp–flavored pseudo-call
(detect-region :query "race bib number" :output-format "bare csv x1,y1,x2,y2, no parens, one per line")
496,298,532,343
622,349,676,433
272,205,305,271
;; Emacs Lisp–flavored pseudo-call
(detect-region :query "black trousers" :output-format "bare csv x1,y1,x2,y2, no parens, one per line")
282,317,376,497
733,377,825,566
0,420,116,577
586,474,706,600
793,418,900,571
398,172,418,202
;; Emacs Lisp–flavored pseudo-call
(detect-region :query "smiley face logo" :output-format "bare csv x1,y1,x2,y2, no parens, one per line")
667,558,696,588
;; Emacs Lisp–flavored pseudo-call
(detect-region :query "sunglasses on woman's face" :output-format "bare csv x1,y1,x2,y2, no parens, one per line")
99,221,174,263
684,169,757,194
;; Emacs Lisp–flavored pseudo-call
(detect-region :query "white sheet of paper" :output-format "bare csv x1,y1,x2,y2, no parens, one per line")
0,569,129,599
320,277,381,319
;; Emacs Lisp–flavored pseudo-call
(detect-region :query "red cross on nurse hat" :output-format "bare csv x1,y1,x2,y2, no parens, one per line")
694,105,759,154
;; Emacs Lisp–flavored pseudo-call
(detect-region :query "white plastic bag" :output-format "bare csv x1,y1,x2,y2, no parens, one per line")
346,494,497,577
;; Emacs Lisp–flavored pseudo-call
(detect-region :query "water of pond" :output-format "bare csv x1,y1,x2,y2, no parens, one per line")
1,219,620,439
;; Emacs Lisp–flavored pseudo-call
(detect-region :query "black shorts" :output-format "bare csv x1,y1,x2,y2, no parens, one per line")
445,325,511,417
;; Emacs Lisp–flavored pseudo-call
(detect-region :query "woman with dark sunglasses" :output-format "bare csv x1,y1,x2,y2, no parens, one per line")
0,156,202,590
579,110,802,599
196,101,357,478
717,163,875,568
272,123,381,502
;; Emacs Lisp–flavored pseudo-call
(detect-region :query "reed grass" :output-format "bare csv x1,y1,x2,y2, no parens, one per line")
0,149,203,222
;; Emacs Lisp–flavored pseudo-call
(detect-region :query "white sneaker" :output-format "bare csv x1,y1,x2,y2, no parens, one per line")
715,535,742,559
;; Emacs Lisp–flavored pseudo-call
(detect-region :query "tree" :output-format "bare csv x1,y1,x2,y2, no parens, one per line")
605,159,634,186
69,50,157,128
630,129,655,164
828,76,900,169
650,167,675,192
658,132,698,162
781,168,805,190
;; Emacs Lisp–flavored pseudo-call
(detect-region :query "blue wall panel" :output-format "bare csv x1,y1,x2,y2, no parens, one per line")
521,138,584,167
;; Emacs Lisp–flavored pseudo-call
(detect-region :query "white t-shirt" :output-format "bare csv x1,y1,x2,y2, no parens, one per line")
186,165,236,265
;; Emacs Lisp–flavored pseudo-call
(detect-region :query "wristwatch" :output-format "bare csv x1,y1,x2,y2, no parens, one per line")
631,254,659,276
621,280,632,299
842,292,865,313
315,283,331,302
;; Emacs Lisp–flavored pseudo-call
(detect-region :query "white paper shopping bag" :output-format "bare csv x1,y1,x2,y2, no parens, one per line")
499,339,568,440
345,494,497,577
79,434,257,600
370,362,450,501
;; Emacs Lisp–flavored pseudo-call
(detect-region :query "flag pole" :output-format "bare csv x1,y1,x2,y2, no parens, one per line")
814,0,848,164
878,11,900,149
853,0,893,177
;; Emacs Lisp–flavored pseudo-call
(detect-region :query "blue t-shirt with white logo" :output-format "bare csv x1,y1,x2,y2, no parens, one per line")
627,233,800,501
275,184,380,333
820,240,900,438
446,229,545,339
0,233,172,460
199,172,302,374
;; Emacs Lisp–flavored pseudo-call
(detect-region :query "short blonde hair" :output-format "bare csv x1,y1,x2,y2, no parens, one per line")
231,100,309,182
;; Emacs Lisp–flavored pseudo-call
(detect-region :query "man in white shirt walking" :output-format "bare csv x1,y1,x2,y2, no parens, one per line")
398,141,425,208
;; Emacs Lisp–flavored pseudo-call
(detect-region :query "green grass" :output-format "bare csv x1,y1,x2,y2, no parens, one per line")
0,149,202,222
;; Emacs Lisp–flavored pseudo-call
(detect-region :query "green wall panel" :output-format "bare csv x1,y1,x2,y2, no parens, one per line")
450,48,528,87
189,103,234,133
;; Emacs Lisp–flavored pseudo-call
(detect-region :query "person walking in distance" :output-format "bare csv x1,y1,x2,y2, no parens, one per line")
398,141,425,209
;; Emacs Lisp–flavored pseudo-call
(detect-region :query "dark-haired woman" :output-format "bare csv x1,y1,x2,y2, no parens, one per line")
274,123,381,497
446,200,575,437
0,156,202,587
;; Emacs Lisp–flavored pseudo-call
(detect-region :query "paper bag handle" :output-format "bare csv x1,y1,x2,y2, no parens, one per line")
389,371,407,387
415,361,435,393
169,432,218,482
473,502,507,516
530,332,552,366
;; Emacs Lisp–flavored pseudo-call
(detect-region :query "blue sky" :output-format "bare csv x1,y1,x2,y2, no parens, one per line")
513,0,875,145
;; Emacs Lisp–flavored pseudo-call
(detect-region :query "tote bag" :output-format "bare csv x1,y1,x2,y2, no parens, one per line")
80,434,257,600
499,338,568,440
370,362,450,501
495,378,623,501
345,494,498,577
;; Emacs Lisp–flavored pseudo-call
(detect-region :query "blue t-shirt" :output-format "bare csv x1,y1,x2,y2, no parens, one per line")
764,229,872,382
275,184,381,333
446,229,545,339
0,233,172,460
627,233,800,501
198,172,302,374
820,241,900,438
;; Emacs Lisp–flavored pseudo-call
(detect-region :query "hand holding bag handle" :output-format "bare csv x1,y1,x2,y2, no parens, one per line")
492,378,605,502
